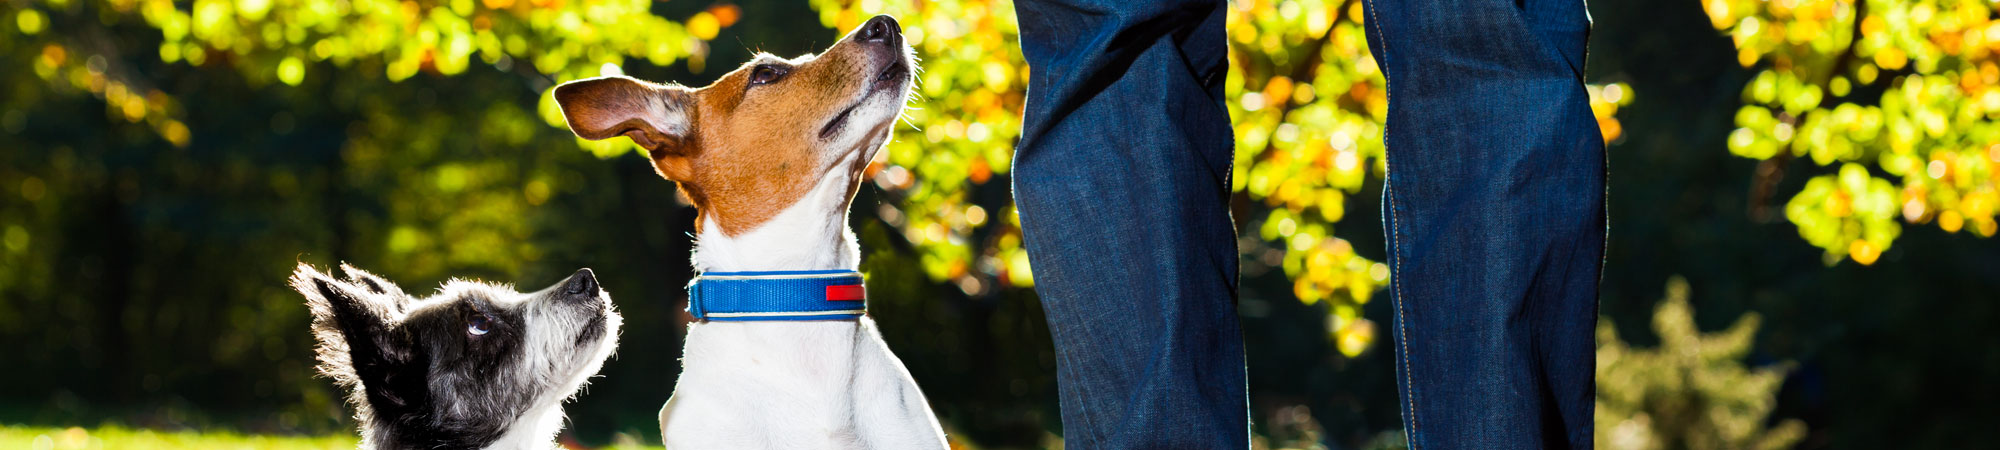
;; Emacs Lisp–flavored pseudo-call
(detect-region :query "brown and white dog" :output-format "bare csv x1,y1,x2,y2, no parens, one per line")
552,15,947,449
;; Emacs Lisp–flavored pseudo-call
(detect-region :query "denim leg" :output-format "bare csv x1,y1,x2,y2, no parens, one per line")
1361,0,1605,448
1011,0,1246,448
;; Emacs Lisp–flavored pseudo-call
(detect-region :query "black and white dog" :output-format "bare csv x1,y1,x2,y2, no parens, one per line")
291,264,621,449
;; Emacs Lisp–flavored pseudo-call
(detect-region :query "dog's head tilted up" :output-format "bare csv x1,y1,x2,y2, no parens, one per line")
551,15,915,238
291,264,621,449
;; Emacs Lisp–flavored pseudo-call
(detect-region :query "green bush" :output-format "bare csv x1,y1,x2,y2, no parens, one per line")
1595,277,1807,450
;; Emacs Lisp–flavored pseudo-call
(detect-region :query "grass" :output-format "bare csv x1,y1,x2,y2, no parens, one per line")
0,425,355,449
0,425,674,450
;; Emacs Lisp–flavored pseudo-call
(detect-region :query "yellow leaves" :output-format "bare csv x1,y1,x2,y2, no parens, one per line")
1316,189,1345,222
9,0,733,153
1737,47,1761,67
276,56,305,85
1716,0,2000,261
523,180,550,206
1873,46,1909,70
1590,83,1633,142
810,1,1034,296
2,225,30,254
1215,0,1426,356
159,120,191,147
1331,316,1374,358
235,0,271,21
39,43,67,73
1786,166,1901,265
686,12,720,40
1847,239,1880,265
1004,246,1033,287
1732,16,1762,49
1940,209,1965,232
980,60,1011,91
1284,231,1376,310
15,9,46,35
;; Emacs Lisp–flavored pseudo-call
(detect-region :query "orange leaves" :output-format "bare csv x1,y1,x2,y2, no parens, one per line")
1714,0,2000,264
1263,75,1295,106
689,4,744,41
19,0,733,151
707,4,742,28
1223,0,1401,354
812,0,1027,288
1590,83,1633,143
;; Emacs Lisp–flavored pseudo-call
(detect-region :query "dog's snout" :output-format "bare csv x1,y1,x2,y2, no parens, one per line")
564,268,599,298
857,15,901,46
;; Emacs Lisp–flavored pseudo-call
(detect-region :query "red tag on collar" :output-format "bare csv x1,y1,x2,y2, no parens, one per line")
825,285,865,301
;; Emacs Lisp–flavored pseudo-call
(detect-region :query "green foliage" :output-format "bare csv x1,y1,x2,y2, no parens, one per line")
1227,1,1633,357
1227,0,1389,357
1705,0,2000,265
3,0,729,152
1595,277,1806,450
0,0,738,281
0,0,726,437
809,0,1033,294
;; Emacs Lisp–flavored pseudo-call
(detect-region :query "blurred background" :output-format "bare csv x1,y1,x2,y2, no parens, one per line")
0,0,1996,448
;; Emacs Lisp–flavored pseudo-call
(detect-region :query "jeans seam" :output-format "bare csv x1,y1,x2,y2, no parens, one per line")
1044,278,1103,446
1362,0,1420,447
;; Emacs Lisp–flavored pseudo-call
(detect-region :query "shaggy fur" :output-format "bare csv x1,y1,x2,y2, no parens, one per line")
292,264,622,449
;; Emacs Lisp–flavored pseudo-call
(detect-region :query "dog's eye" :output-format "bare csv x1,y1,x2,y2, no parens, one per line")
747,64,788,86
467,314,492,336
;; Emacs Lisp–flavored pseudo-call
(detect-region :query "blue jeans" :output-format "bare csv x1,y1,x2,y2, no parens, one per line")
1364,0,1603,447
1013,0,1602,447
1012,0,1246,447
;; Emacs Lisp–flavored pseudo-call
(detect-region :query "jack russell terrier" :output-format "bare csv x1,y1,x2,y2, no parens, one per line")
552,15,948,449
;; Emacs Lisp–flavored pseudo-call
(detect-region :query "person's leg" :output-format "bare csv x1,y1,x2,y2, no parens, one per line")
1361,0,1604,448
1010,0,1245,447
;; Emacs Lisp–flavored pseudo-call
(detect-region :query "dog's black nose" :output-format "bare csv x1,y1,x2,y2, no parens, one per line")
563,268,599,297
857,15,901,45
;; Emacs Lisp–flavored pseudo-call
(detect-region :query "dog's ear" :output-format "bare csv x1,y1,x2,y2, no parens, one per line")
338,263,410,312
291,264,416,411
554,76,697,181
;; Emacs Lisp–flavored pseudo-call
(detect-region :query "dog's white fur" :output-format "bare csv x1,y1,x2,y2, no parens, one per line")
478,279,623,450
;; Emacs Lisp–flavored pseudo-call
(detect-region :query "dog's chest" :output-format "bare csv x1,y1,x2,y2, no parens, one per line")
661,318,941,449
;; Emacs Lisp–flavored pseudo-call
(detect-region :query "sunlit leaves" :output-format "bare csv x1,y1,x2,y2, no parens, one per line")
2,0,728,151
14,9,45,35
1225,0,1391,356
1595,277,1807,450
1787,164,1901,265
1228,0,1631,355
1,0,730,283
1591,83,1635,142
811,0,1029,296
1706,0,2000,264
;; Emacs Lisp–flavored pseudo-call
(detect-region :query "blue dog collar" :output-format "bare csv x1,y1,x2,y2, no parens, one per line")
687,270,867,321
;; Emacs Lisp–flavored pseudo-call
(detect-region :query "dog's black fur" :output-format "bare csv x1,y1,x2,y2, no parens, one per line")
292,264,620,449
